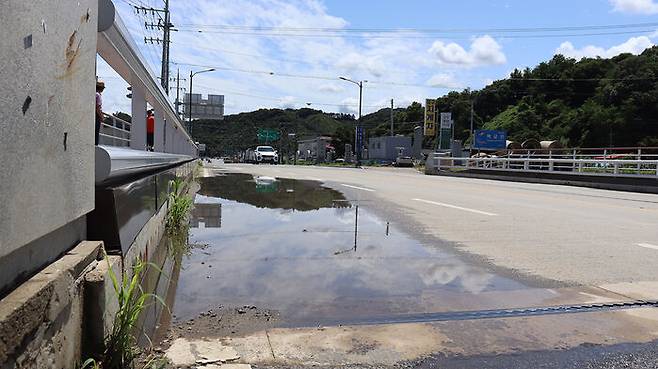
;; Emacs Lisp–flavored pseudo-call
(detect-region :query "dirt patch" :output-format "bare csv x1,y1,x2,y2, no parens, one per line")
170,305,280,340
138,305,280,368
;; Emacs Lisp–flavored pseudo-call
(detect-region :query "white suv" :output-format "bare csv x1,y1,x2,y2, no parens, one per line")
254,146,278,164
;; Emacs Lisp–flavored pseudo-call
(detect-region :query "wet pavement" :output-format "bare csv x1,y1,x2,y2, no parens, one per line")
173,173,565,327
151,169,658,368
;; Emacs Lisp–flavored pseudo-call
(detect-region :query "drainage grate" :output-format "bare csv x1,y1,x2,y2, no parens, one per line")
328,300,658,327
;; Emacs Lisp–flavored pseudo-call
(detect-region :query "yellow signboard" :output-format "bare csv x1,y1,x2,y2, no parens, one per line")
424,99,436,137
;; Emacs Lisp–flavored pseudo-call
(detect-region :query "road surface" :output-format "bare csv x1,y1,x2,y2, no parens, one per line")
165,161,658,369
216,163,658,286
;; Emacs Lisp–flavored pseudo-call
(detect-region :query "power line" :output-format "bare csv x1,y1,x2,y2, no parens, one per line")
193,82,389,108
171,61,455,89
176,21,658,34
175,28,658,40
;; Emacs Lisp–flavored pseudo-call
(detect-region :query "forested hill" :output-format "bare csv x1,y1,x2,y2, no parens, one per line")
193,46,658,156
440,46,658,148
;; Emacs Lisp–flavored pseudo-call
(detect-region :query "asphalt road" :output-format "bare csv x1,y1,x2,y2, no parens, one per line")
195,162,658,368
216,163,658,287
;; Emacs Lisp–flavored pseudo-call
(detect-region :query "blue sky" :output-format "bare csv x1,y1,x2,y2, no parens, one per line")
97,0,658,116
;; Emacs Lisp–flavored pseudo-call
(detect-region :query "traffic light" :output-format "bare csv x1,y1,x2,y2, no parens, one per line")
126,86,132,99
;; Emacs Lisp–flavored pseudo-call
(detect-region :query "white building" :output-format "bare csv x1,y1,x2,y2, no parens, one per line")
181,93,225,120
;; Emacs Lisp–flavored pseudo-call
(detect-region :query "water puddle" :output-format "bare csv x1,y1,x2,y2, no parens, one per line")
173,173,554,327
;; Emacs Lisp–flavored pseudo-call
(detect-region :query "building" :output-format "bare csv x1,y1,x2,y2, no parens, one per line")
297,136,333,163
367,135,412,162
181,93,225,120
190,203,221,228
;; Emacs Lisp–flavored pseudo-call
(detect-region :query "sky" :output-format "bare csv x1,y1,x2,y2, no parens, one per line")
97,0,658,116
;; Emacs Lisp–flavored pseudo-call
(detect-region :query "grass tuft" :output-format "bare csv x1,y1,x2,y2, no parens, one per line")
102,254,166,369
166,178,193,234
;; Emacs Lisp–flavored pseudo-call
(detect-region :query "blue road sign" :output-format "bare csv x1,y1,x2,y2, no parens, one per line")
474,130,507,150
356,126,364,150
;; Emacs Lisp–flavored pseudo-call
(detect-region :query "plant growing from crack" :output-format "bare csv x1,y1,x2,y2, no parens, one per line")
103,255,167,369
166,177,193,235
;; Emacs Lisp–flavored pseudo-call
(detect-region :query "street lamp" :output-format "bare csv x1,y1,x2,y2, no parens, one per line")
188,68,215,137
339,77,367,166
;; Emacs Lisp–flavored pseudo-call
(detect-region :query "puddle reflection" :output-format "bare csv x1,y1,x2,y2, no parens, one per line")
174,173,532,327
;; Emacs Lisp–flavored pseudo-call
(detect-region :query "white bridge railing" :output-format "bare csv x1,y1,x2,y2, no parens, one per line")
99,113,131,147
429,155,658,178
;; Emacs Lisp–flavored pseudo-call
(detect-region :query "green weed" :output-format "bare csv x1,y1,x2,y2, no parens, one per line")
103,255,167,369
166,178,193,234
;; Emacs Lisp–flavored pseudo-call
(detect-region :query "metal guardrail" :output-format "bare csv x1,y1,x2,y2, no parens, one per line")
430,154,658,178
98,0,197,156
99,113,131,147
95,145,193,185
486,147,658,162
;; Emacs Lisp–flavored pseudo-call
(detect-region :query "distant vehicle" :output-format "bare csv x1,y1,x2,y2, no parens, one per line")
395,156,414,167
335,158,345,163
246,146,278,164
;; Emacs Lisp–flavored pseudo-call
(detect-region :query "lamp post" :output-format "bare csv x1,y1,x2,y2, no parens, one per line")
188,68,215,137
339,77,367,167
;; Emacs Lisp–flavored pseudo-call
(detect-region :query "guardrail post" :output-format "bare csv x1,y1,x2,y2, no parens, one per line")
524,159,529,170
572,149,577,171
637,148,642,173
613,162,619,175
549,160,554,172
153,110,165,152
130,84,147,150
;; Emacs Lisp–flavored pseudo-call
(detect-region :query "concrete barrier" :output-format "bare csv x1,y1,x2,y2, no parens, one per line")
0,241,103,368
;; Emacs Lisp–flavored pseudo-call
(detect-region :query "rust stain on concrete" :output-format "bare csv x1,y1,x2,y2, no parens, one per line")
65,30,81,70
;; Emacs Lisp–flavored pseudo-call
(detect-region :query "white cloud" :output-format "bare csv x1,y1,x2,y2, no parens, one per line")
610,0,658,14
100,0,491,116
334,52,387,77
318,83,344,93
428,35,507,67
278,96,297,109
426,73,460,88
556,36,655,59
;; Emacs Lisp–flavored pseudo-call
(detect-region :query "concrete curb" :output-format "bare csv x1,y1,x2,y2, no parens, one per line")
0,241,102,368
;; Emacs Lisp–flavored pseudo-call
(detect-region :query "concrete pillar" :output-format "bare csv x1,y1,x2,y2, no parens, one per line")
172,126,181,154
130,84,147,150
153,110,165,152
165,121,174,153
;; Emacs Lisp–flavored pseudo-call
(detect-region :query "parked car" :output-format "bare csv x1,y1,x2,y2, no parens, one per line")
395,156,414,167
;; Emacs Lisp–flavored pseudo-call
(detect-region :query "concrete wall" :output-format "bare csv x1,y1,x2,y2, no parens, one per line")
0,0,98,294
368,136,412,161
0,161,196,368
298,137,331,162
0,241,104,369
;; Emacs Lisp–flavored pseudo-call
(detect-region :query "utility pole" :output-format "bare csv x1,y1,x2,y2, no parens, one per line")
390,99,394,136
470,99,474,141
339,77,367,167
137,2,173,92
169,68,186,116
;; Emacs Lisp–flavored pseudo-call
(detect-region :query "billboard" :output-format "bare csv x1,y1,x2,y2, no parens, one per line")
474,130,507,150
440,112,452,129
424,99,436,137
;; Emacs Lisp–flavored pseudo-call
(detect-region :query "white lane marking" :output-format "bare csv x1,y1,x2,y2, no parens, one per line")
306,177,324,182
638,243,658,251
412,198,498,216
341,184,376,192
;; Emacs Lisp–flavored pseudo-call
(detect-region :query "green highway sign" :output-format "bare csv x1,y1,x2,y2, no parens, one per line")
257,129,280,143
